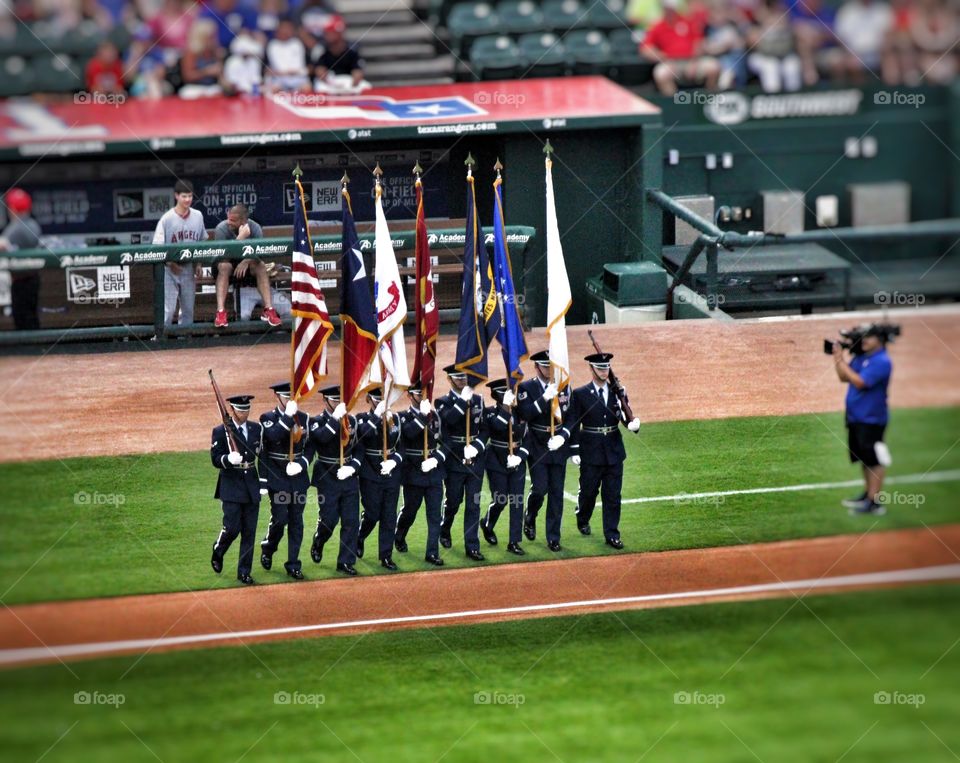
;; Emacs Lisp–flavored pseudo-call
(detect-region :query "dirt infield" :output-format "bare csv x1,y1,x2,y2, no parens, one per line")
0,306,957,463
1,525,958,667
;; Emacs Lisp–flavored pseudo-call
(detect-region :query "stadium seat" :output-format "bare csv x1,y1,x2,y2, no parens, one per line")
585,0,628,29
448,3,500,56
517,32,567,78
564,29,611,75
57,20,104,56
469,35,524,80
542,0,589,32
7,21,48,56
0,56,36,97
608,27,652,84
32,54,85,94
497,1,546,35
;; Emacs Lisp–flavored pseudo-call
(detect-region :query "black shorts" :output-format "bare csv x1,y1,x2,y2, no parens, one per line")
847,422,886,467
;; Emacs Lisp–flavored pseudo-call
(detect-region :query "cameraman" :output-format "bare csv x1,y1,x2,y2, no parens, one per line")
832,325,893,516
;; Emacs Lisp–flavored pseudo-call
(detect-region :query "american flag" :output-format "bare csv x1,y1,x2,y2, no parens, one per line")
290,178,333,401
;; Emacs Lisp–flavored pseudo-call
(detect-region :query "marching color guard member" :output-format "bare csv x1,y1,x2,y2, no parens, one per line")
210,394,263,585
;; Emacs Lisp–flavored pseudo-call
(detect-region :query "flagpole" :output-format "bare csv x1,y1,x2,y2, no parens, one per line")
413,162,430,460
338,169,350,466
492,158,516,457
547,142,557,437
289,166,304,463
463,154,475,462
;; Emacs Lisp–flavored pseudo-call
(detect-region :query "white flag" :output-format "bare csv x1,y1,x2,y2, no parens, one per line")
371,185,410,405
545,157,572,389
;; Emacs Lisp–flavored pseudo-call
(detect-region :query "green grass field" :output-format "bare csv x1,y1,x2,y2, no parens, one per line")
1,584,958,762
1,406,958,605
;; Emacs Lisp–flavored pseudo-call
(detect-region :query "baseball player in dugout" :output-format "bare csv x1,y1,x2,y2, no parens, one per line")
258,382,311,580
210,394,263,585
551,352,641,549
436,364,488,561
355,386,404,571
395,382,448,566
517,350,571,549
308,385,362,576
481,379,530,555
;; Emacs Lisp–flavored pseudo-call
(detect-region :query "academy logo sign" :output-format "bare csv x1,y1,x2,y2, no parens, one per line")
60,254,108,268
120,250,167,264
241,243,288,257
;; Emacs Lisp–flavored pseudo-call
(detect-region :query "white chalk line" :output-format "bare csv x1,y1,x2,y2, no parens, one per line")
1,564,958,666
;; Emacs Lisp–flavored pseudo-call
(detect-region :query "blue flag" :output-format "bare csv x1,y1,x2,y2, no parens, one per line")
455,174,498,382
492,177,528,386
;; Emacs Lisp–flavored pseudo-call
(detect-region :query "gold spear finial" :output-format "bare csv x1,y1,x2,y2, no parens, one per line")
340,170,350,186
373,162,383,179
413,160,423,176
292,163,303,178
543,140,554,156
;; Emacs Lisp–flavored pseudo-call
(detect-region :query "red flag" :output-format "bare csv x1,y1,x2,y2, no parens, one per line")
412,176,439,399
291,179,333,402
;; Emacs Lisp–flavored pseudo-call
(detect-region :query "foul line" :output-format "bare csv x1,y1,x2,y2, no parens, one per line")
564,469,960,505
2,564,958,666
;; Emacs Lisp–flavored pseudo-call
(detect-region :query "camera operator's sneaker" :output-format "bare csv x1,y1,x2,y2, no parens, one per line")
214,309,228,328
261,307,282,327
849,500,886,517
841,491,868,509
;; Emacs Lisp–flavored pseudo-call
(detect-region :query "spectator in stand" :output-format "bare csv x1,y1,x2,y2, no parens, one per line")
906,0,959,85
702,0,747,89
788,0,837,86
257,0,287,39
146,0,197,63
266,17,310,93
223,32,264,95
640,0,720,95
86,40,126,95
747,0,803,92
831,0,894,83
310,15,366,90
0,189,42,331
179,18,225,98
212,204,282,328
200,0,259,49
296,0,335,46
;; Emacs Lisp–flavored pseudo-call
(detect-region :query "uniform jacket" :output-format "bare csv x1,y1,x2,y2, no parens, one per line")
355,410,404,483
484,404,529,474
561,383,628,466
517,375,571,463
258,406,312,493
399,407,448,487
211,420,263,504
436,389,487,473
308,410,361,490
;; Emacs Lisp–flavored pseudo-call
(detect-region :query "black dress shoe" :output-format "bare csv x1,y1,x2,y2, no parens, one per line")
395,535,408,553
336,562,358,576
506,542,525,556
606,537,624,550
260,548,273,570
211,544,223,574
466,549,485,561
381,557,398,571
310,536,323,564
237,573,255,585
439,528,452,549
577,523,591,536
287,568,304,580
523,520,536,541
356,536,364,558
480,520,498,546
548,540,562,552
424,553,445,566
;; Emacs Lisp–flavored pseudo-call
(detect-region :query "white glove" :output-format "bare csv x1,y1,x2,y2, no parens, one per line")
506,454,522,469
571,455,581,466
463,444,478,460
502,390,516,407
627,418,640,432
259,487,268,496
459,385,473,401
421,456,438,473
336,465,356,480
374,400,387,417
547,435,564,451
284,400,298,417
542,383,558,401
331,402,347,420
227,451,243,465
285,461,302,476
419,399,432,415
380,459,397,476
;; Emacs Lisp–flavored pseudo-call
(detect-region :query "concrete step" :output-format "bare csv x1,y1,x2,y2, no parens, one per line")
365,55,455,80
331,0,412,12
361,43,437,61
354,23,435,45
370,75,456,87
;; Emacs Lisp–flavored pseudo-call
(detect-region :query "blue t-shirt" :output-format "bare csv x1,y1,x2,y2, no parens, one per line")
845,348,892,425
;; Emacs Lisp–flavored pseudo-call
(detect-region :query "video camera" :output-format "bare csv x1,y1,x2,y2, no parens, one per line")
823,323,901,356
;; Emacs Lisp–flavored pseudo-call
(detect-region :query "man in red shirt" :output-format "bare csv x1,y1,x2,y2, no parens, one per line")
639,0,720,95
85,41,126,96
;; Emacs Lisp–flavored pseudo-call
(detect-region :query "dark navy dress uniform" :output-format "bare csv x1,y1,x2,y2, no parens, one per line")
258,404,311,575
211,410,263,581
396,404,448,561
561,381,629,543
356,409,404,564
437,387,487,556
482,387,529,548
308,403,362,571
517,372,571,544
